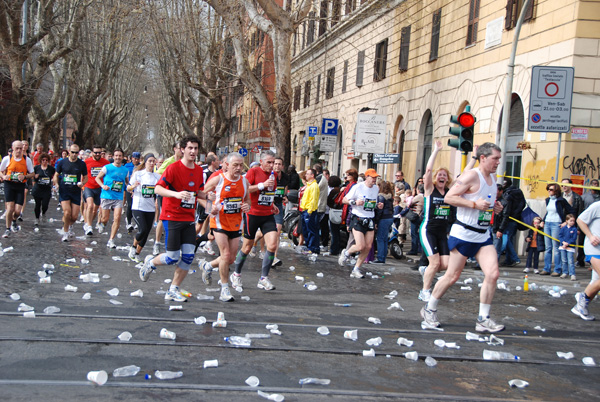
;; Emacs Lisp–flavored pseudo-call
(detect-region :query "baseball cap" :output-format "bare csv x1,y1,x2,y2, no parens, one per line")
364,168,380,178
132,152,141,158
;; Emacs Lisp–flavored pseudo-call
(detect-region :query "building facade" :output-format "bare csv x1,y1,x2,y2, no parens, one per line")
291,0,600,209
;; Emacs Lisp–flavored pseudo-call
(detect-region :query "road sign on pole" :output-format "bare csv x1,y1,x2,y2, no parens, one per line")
307,126,318,141
238,147,248,157
319,118,338,152
528,66,574,132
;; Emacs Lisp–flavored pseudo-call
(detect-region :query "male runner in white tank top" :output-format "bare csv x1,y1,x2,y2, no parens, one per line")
420,142,505,333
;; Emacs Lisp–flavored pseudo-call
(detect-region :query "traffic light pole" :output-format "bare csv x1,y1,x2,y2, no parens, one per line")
461,152,468,172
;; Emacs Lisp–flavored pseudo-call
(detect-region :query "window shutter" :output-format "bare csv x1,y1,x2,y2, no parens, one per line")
399,26,411,71
356,50,365,87
429,9,441,61
505,0,515,30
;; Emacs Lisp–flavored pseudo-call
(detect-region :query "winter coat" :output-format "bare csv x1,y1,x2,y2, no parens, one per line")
525,228,545,252
543,197,573,223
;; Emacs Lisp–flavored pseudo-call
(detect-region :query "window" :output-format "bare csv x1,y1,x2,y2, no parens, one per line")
307,11,316,45
293,85,301,111
332,0,341,27
293,30,297,56
301,21,306,49
373,39,388,82
466,0,480,46
505,0,534,30
356,50,365,87
399,25,411,72
316,74,321,104
304,80,311,108
429,8,442,61
345,0,356,14
326,67,335,99
342,60,348,93
319,0,328,37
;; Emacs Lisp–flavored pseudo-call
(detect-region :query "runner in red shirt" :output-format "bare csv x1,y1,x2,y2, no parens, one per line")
138,135,214,303
229,150,279,291
83,145,110,235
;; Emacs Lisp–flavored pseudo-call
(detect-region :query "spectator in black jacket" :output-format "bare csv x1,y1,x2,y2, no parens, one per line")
524,216,545,274
496,178,526,266
327,175,343,256
287,165,300,191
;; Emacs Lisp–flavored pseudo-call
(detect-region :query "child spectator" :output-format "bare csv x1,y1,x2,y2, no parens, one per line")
557,214,578,280
524,217,545,274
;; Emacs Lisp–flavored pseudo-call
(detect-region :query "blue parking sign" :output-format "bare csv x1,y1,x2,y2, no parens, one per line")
321,118,339,136
307,126,318,139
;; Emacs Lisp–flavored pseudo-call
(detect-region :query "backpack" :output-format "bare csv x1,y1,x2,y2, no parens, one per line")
337,182,356,225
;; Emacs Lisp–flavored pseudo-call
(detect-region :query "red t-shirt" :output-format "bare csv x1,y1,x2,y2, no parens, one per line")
158,160,204,222
246,166,277,216
85,157,110,189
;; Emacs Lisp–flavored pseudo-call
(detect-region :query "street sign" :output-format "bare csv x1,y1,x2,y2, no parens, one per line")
319,119,338,152
528,66,574,132
321,118,339,135
355,113,386,154
250,145,260,153
238,147,248,157
308,126,318,141
319,135,336,152
372,153,400,164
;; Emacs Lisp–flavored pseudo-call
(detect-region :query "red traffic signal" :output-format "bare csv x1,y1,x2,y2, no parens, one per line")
458,112,475,128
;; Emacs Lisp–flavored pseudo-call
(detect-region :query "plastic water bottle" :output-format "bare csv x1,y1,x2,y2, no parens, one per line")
205,192,213,214
523,275,529,292
268,171,275,191
224,336,251,347
483,349,520,361
113,365,140,377
154,370,183,380
299,378,331,385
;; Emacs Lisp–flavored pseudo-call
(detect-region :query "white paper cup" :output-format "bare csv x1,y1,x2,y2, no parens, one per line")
87,370,108,385
160,328,176,340
23,311,36,318
245,375,260,387
203,359,218,368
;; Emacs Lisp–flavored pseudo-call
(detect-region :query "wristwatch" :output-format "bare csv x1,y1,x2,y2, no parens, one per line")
350,200,356,206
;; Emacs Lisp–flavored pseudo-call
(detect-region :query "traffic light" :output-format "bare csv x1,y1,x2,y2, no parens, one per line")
448,108,476,153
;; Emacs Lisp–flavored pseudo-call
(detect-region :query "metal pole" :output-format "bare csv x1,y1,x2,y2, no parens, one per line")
461,152,467,172
555,132,562,182
497,0,532,185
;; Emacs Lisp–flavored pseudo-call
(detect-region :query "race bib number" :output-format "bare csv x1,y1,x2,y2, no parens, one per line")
363,198,376,212
180,197,195,209
275,186,285,197
90,167,103,177
257,191,275,206
63,174,77,185
39,177,51,186
10,172,22,182
141,184,155,198
477,209,493,227
434,205,450,219
111,181,124,192
223,197,242,214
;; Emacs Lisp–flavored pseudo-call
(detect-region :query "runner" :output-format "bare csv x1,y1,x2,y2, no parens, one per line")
418,140,453,302
223,150,279,291
83,145,110,235
54,144,88,242
200,152,250,302
139,135,213,303
124,151,141,232
0,141,35,237
338,169,383,278
95,149,129,248
32,153,55,226
127,154,160,262
421,142,505,333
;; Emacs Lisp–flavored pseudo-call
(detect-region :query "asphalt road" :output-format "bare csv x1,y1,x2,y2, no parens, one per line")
0,197,598,401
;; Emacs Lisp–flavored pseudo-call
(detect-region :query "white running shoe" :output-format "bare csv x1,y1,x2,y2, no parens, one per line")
201,260,213,285
139,255,155,282
230,273,243,288
523,267,530,273
84,224,93,236
476,317,505,333
203,243,215,256
271,257,282,267
257,277,275,290
97,222,105,233
153,242,161,256
107,239,116,248
249,247,256,257
2,229,10,238
418,289,431,302
338,249,348,266
61,233,69,242
420,306,441,328
258,250,265,260
219,286,235,302
350,268,364,279
418,265,427,277
128,247,141,262
164,290,188,302
571,292,594,321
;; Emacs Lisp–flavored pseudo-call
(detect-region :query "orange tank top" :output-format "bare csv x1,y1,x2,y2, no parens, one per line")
6,156,28,183
209,173,248,232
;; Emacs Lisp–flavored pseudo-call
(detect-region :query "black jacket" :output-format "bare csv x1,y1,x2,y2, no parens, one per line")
375,193,394,222
543,196,573,222
288,171,300,190
525,228,545,252
498,186,526,233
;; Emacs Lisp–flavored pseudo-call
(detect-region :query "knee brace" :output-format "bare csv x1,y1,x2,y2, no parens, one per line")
160,250,180,265
177,244,195,271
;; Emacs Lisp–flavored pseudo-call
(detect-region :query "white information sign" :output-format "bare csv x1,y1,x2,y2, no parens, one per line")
528,66,574,133
355,113,386,154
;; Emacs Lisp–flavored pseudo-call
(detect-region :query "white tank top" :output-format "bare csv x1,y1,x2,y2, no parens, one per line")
449,168,497,243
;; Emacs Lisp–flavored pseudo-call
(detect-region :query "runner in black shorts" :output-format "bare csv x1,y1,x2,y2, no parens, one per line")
54,144,87,242
418,140,453,302
0,140,34,237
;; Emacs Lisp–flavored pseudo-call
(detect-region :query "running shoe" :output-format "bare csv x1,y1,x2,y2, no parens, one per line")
219,286,235,302
420,306,441,328
128,247,141,263
139,255,155,282
230,273,243,288
34,218,39,226
338,249,348,266
84,224,93,236
203,243,215,256
571,292,595,321
2,229,10,238
418,265,427,277
107,239,116,249
271,257,282,267
571,275,577,281
152,242,161,256
249,247,256,257
475,317,505,333
523,267,530,273
201,260,213,285
258,250,265,260
533,269,539,274
61,233,69,242
127,224,134,233
418,289,431,302
18,214,23,222
560,273,568,279
257,277,275,290
350,268,364,279
164,290,188,302
97,222,105,233
11,221,20,232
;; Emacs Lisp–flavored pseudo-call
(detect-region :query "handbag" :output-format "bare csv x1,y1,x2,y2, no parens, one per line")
399,206,410,217
518,205,539,231
329,208,343,224
406,210,420,223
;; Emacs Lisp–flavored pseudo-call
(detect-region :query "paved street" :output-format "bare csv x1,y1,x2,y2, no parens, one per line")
0,199,598,401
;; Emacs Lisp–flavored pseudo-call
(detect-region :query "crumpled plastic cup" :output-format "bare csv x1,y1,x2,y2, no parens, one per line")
10,293,21,301
317,326,330,335
582,357,596,366
107,288,119,297
87,370,108,385
368,317,381,325
43,306,61,314
366,337,382,346
194,316,207,325
508,379,529,388
245,375,260,387
118,331,132,341
425,356,437,367
362,348,375,357
556,351,574,360
344,329,358,341
404,351,419,361
397,337,414,347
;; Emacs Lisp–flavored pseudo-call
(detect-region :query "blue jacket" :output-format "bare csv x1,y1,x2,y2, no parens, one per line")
525,228,545,252
558,224,578,246
543,197,573,222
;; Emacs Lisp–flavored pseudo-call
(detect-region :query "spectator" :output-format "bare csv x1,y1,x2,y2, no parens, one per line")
394,170,411,192
313,164,330,250
540,183,574,275
558,214,578,280
373,181,394,263
327,175,343,256
524,216,544,274
287,164,300,190
300,169,320,254
561,178,584,268
582,179,600,210
496,178,526,266
407,184,424,256
414,176,424,190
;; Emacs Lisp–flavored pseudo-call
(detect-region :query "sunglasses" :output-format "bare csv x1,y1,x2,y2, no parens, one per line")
70,151,79,154
93,151,101,155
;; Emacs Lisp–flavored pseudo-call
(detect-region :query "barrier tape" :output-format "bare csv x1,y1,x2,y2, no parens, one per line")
498,174,600,191
508,216,582,248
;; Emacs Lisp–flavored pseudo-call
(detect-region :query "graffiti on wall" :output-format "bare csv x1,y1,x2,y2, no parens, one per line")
563,154,600,180
526,174,540,193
